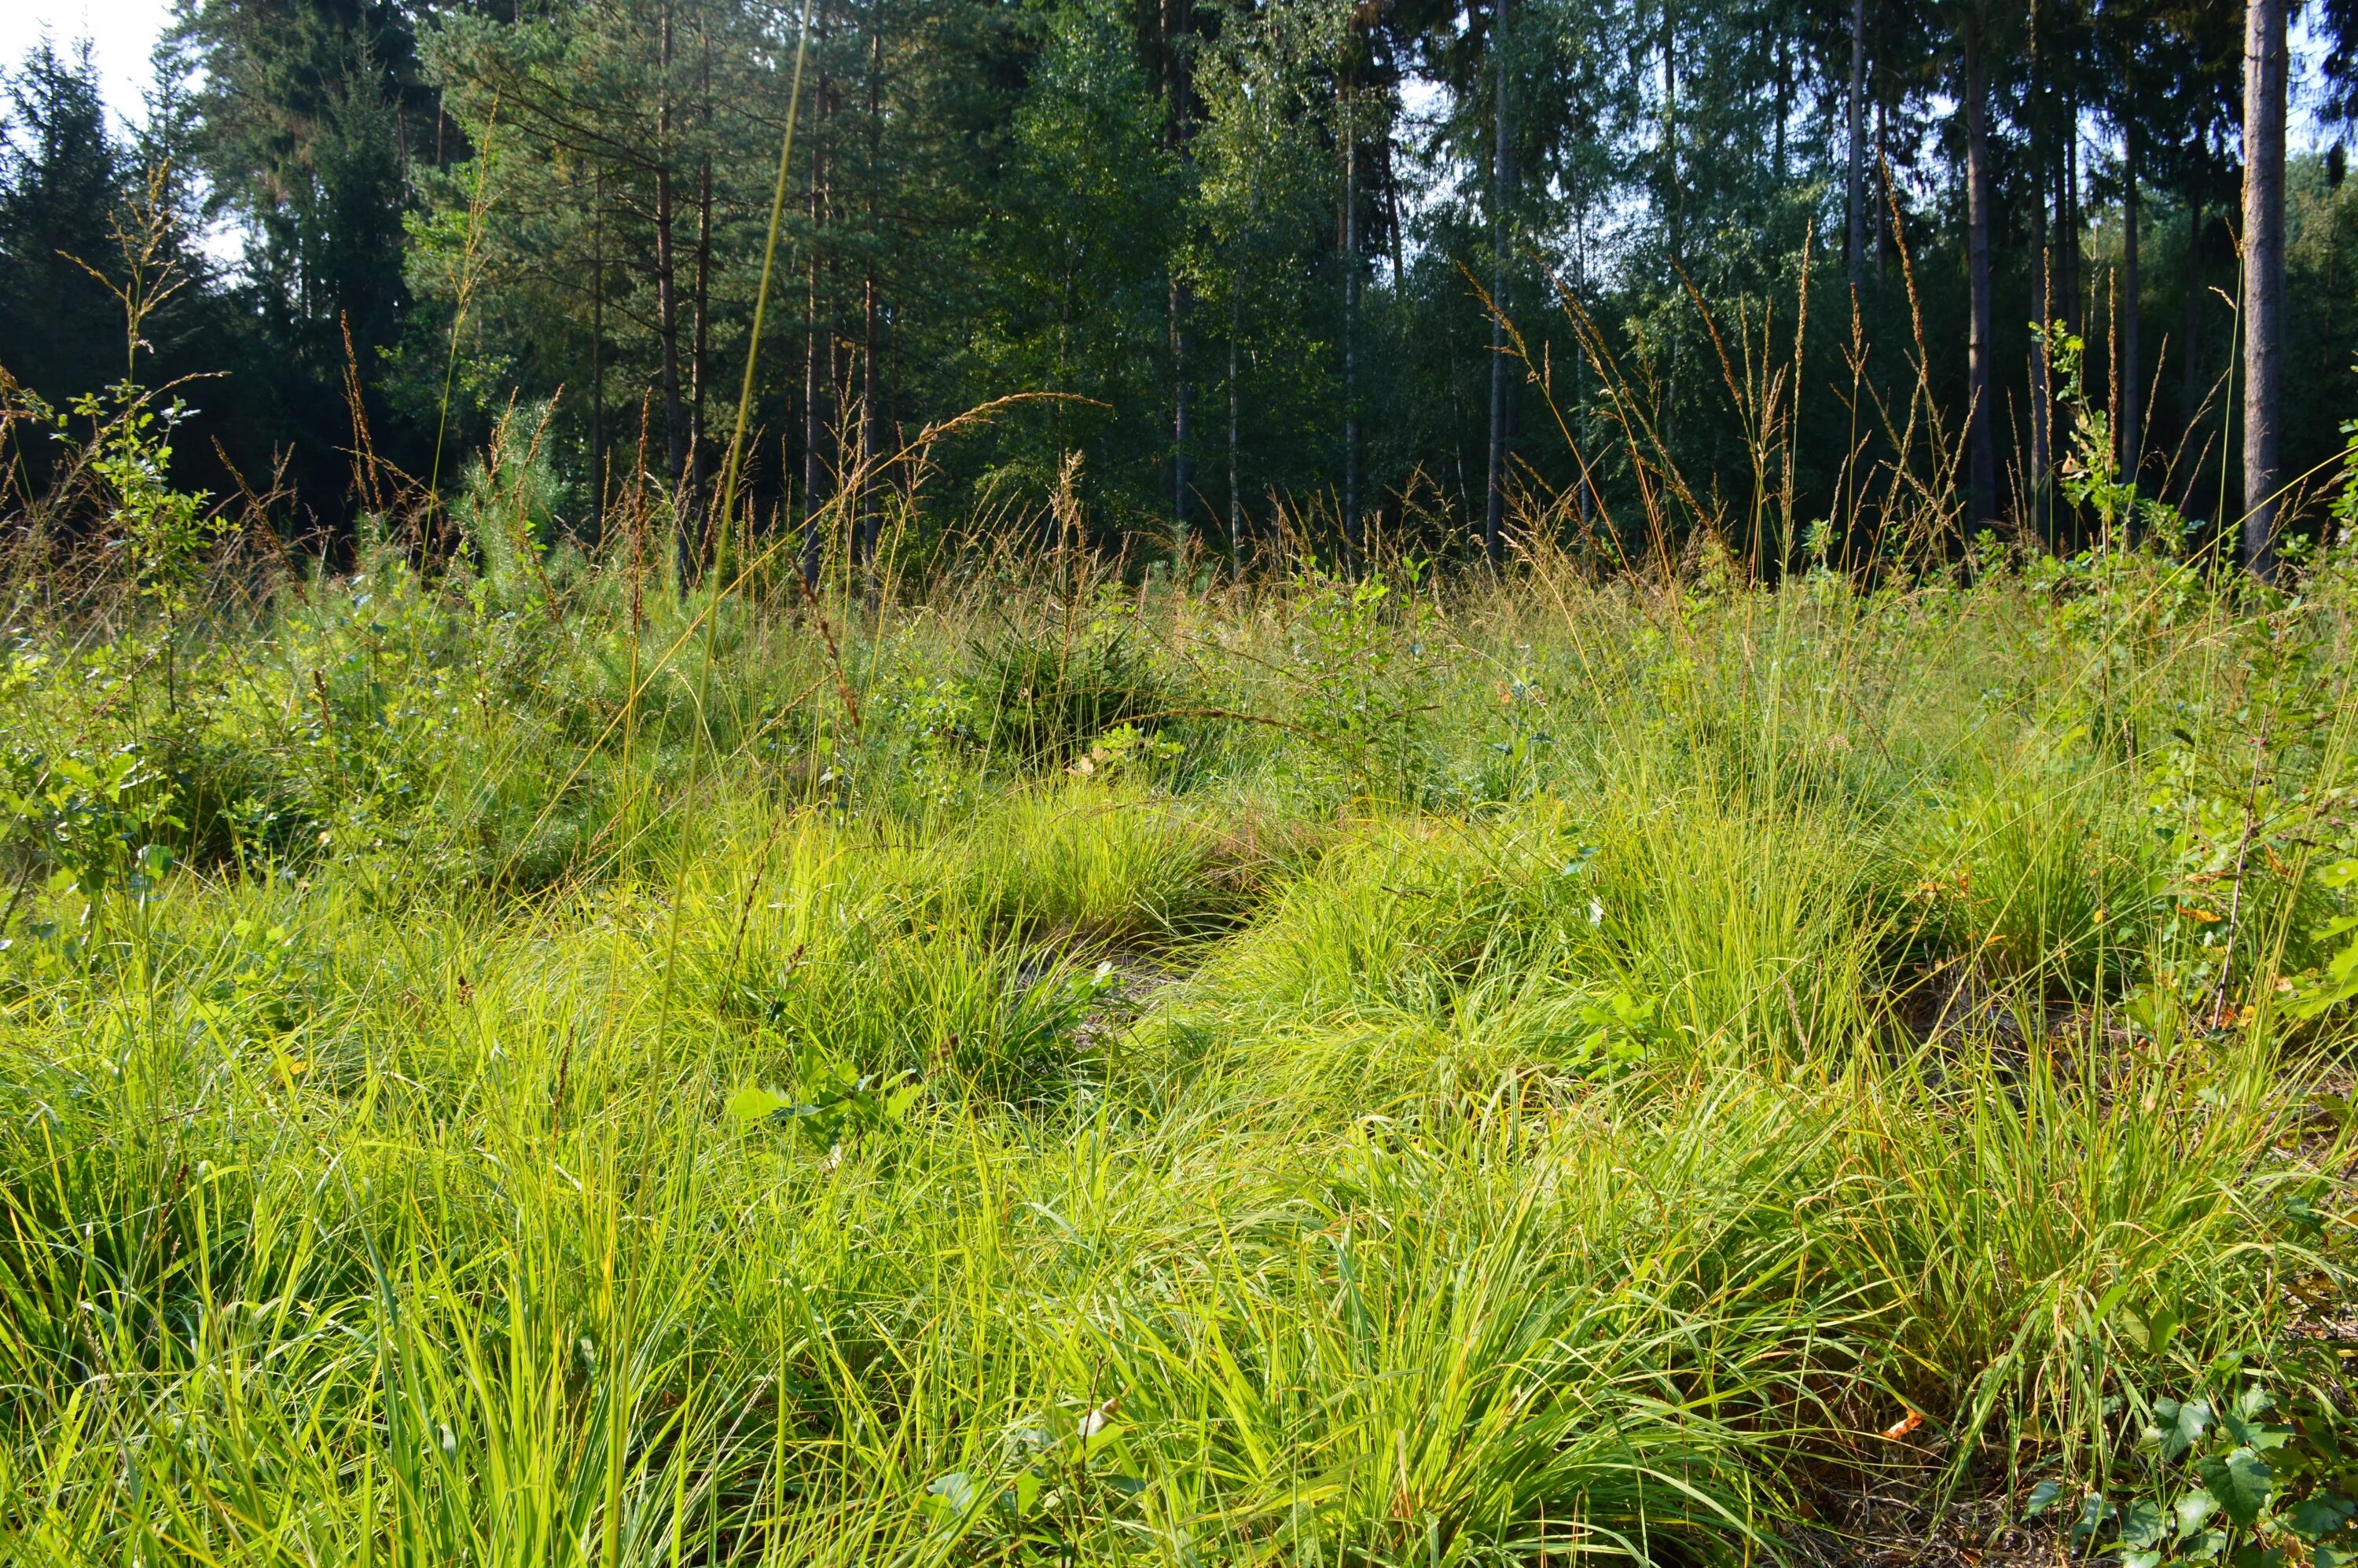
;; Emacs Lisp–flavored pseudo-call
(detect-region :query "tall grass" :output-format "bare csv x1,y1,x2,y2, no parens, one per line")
0,457,2352,1563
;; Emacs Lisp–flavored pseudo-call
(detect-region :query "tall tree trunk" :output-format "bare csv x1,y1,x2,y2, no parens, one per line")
2062,105,2081,336
591,166,606,540
2242,0,2286,575
1381,129,1405,288
686,31,714,547
801,134,828,591
1228,281,1240,567
653,2,687,505
2121,123,2142,486
1660,0,1678,270
1873,90,1887,283
2183,185,2201,502
687,158,713,545
860,274,877,569
1174,274,1192,552
1166,0,1196,556
1342,89,1361,570
2032,167,2051,541
2029,2,2050,542
1846,0,1864,286
1484,0,1511,564
1963,25,1997,527
858,32,881,575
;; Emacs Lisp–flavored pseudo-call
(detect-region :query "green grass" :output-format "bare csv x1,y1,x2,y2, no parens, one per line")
1,538,2353,1564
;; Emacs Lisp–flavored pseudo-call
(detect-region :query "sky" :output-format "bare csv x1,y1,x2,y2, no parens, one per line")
2,0,182,135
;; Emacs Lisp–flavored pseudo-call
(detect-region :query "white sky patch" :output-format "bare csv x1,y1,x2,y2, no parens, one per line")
1,0,180,136
1,0,248,266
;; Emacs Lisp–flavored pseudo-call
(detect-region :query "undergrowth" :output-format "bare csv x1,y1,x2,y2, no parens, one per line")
1,519,2355,1566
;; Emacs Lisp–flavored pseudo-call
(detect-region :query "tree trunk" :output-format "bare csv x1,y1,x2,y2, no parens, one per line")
1963,26,1997,527
1484,0,1511,564
860,274,877,570
1846,0,1864,286
1165,0,1196,556
2242,0,2286,575
1381,129,1405,289
2032,167,2051,542
858,32,881,575
801,136,828,591
1342,90,1361,571
591,166,605,541
688,152,713,546
2184,183,2201,494
1660,0,1678,270
1173,274,1192,553
684,24,714,555
1873,90,1887,284
2029,5,2050,543
653,3,688,505
2121,124,2142,487
2062,104,2081,336
1228,281,1240,567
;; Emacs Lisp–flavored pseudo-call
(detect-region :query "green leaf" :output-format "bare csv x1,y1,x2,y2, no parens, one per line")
2224,1395,2294,1452
2161,1400,2217,1461
2073,1494,2119,1545
2180,1489,2223,1539
924,1471,977,1514
725,1085,792,1124
2121,1500,2168,1549
1009,1468,1042,1517
2286,1498,2356,1542
2024,1480,2066,1518
2195,1448,2273,1528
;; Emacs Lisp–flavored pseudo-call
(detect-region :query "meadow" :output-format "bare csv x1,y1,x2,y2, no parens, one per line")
2,508,2355,1565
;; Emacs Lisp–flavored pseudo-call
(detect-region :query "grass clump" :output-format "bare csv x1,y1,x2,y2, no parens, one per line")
1,538,2354,1566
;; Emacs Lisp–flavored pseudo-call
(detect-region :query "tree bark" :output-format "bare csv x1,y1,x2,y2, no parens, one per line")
2029,2,2050,542
801,131,828,590
2184,182,2201,487
860,273,877,569
1963,25,1997,527
1228,281,1240,567
2242,0,2286,575
1381,128,1405,289
2121,123,2142,486
858,31,881,574
591,165,605,540
686,31,714,545
1166,0,1195,556
1484,0,1511,564
2062,101,2081,336
1660,0,1679,270
653,2,688,504
1846,0,1864,286
1342,88,1361,571
1873,90,1887,283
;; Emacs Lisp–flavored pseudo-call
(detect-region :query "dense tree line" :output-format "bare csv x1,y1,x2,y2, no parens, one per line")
6,0,2358,569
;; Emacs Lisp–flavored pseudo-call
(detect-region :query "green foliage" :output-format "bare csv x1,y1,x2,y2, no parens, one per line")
2031,1361,2358,1568
0,548,2353,1563
964,588,1171,764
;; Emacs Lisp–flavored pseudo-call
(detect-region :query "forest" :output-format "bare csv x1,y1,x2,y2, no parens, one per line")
3,0,2356,563
6,0,2358,1562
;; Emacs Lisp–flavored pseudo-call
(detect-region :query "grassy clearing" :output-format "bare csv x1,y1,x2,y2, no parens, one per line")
1,538,2354,1565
